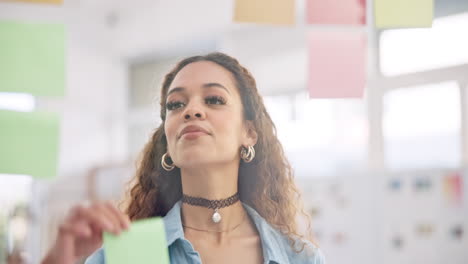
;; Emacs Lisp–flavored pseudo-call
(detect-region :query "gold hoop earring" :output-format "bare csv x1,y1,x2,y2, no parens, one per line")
240,145,255,163
161,153,175,171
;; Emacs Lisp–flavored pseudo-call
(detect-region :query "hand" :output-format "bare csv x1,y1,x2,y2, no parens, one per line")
41,201,130,264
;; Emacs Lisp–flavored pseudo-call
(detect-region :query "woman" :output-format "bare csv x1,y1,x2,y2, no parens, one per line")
41,53,325,264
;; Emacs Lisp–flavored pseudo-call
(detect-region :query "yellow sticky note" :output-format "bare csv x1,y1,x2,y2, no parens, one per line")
234,0,295,25
0,110,60,179
375,0,433,28
2,0,63,4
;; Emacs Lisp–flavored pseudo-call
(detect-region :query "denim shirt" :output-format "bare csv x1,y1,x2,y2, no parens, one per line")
85,201,325,264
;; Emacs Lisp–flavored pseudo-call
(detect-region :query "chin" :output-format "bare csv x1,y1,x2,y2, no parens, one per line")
177,159,212,169
174,149,208,165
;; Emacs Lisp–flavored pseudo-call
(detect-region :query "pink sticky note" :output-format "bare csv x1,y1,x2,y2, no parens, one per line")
307,0,366,25
308,31,367,98
444,172,464,206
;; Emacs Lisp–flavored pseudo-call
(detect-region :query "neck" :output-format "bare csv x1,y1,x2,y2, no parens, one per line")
180,162,246,233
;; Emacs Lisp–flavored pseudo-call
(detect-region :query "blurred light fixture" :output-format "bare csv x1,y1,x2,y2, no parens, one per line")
0,93,35,112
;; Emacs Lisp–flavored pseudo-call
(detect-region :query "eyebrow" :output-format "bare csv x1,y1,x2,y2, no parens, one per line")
166,82,231,97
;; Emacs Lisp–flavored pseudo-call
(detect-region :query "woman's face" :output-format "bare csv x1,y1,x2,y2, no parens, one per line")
164,61,256,169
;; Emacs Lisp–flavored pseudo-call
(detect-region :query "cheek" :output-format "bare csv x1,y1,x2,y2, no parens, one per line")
212,111,244,143
164,118,177,146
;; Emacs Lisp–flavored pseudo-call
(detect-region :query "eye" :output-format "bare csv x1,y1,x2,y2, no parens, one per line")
166,101,185,110
205,96,226,105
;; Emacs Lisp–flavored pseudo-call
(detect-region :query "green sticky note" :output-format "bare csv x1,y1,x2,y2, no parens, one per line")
0,20,65,96
375,0,433,28
104,218,170,264
0,110,60,179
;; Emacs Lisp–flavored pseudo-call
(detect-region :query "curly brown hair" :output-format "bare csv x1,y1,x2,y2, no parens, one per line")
125,52,314,251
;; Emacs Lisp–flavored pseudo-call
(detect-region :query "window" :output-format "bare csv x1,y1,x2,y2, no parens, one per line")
380,12,468,76
264,92,368,177
383,81,461,170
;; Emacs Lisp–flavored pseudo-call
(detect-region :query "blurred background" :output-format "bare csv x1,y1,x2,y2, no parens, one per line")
0,0,467,263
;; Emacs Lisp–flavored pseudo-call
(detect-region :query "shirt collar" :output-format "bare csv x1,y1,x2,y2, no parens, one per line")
162,200,185,246
243,203,289,264
162,200,289,264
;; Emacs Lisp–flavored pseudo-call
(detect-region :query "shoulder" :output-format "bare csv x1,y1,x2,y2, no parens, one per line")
243,203,325,263
268,226,325,264
84,248,105,264
285,239,326,264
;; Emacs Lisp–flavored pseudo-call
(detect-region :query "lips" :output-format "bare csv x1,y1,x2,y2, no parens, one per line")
179,125,210,139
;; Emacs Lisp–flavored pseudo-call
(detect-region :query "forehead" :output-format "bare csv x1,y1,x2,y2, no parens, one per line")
168,61,237,93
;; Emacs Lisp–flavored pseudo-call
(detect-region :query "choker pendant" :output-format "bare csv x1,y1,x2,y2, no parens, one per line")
212,208,221,223
181,192,240,225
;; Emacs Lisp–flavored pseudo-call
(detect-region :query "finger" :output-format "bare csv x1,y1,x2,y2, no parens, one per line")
72,220,93,238
74,206,117,234
104,202,131,230
58,220,92,238
93,203,124,234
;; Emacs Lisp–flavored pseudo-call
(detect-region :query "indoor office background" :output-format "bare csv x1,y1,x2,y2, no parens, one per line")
1,0,467,264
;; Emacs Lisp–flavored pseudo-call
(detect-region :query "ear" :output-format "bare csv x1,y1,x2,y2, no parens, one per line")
242,120,258,147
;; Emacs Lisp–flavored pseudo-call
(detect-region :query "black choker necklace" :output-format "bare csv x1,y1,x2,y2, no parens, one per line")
182,192,240,224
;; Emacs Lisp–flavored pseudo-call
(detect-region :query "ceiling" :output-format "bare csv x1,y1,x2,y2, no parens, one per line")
1,0,467,95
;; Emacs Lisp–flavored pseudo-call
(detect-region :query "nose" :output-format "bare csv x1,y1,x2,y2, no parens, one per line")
183,102,206,121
